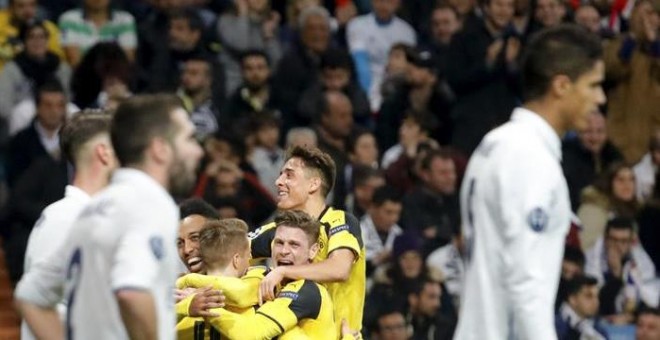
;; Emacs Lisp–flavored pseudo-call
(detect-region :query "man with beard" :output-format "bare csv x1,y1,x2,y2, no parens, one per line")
177,56,220,140
14,94,203,340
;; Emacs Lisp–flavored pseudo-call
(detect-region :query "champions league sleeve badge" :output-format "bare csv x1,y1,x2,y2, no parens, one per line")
527,207,549,232
150,236,164,260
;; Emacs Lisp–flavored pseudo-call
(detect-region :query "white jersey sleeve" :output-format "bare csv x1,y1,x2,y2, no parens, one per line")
112,225,164,290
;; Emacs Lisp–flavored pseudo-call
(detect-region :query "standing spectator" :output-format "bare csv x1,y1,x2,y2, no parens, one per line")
531,0,567,32
347,0,416,111
0,0,64,70
562,111,624,211
574,4,614,39
218,0,282,95
605,0,660,164
58,0,137,66
249,112,285,199
285,126,318,149
361,186,403,276
446,0,520,155
555,276,609,340
0,21,71,119
633,129,660,202
345,165,385,219
426,4,461,78
177,56,220,140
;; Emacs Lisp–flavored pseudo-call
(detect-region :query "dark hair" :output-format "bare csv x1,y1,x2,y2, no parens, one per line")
248,111,281,131
110,94,183,166
593,161,639,216
563,245,585,268
320,47,354,73
605,216,635,236
18,20,49,43
433,3,459,17
169,7,204,32
286,145,337,197
59,109,112,164
420,149,454,171
638,307,660,317
179,198,220,219
408,276,442,297
352,165,384,187
521,24,603,101
374,307,407,334
239,49,270,67
199,219,249,268
372,186,403,206
347,128,375,155
403,110,438,134
33,78,66,105
389,42,415,57
274,210,321,245
565,275,598,298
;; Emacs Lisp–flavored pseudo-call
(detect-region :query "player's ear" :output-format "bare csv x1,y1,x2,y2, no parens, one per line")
550,74,572,98
232,252,240,269
308,242,319,261
308,176,321,194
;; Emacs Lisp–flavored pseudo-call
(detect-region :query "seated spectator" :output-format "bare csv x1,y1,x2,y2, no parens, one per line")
298,47,371,128
637,171,660,270
69,42,132,110
401,149,460,253
637,307,660,340
344,165,385,219
556,246,587,311
0,21,71,120
406,277,456,339
217,0,282,95
369,307,410,340
285,126,318,149
633,129,660,202
577,162,640,250
426,231,465,311
347,0,416,111
248,112,285,200
361,186,403,276
177,56,220,140
0,0,64,70
562,111,624,211
585,217,660,324
555,275,608,340
605,0,660,164
58,0,137,66
338,129,380,209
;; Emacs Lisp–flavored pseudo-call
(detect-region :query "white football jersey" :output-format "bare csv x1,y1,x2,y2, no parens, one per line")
454,108,571,340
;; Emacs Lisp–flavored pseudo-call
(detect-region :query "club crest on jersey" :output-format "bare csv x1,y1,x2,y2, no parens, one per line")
150,236,164,260
528,207,549,232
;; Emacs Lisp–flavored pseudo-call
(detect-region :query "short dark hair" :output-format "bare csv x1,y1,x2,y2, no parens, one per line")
320,47,354,73
605,216,635,235
403,110,438,134
179,198,220,219
638,307,660,317
59,109,112,164
33,78,65,106
240,49,270,67
286,145,336,197
352,165,384,187
110,94,183,167
372,186,402,207
563,245,585,268
274,210,320,245
409,277,442,297
420,149,454,171
18,20,49,43
169,7,204,32
565,275,598,299
521,24,603,101
347,128,375,155
199,219,249,268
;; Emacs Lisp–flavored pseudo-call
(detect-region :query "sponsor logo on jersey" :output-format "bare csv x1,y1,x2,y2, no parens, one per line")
150,236,164,260
528,207,549,232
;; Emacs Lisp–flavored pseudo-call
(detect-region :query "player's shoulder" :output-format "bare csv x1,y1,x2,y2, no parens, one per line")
322,207,358,227
280,279,324,302
245,265,269,278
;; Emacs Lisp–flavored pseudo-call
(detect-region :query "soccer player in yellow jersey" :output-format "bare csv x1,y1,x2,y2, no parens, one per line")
250,146,366,334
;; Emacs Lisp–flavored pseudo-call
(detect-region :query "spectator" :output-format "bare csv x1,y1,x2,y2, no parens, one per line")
577,162,640,250
426,231,465,311
248,112,285,199
531,0,567,32
285,126,318,149
556,246,587,311
446,0,520,155
272,5,332,132
638,171,660,269
637,308,660,340
555,275,608,340
401,149,459,253
177,56,220,140
574,4,614,39
380,43,414,105
562,111,624,211
605,0,660,164
406,277,457,339
348,128,379,169
426,4,461,78
585,217,660,323
217,0,282,95
347,0,416,111
0,0,64,70
344,165,385,219
0,21,71,119
381,110,437,173
370,308,411,340
223,50,279,136
361,186,403,276
633,129,660,202
69,42,132,110
58,0,137,66
298,47,371,128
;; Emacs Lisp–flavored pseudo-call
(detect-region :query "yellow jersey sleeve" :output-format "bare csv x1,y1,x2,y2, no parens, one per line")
175,267,266,309
175,294,195,321
325,210,363,260
248,222,277,259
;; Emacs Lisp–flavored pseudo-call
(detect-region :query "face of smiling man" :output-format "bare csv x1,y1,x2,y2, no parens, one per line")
177,214,207,273
271,225,319,268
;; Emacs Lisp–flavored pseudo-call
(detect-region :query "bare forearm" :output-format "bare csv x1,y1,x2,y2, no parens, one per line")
116,290,157,340
281,252,353,283
17,301,63,340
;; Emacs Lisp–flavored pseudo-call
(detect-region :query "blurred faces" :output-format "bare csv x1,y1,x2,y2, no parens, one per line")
10,0,37,23
168,108,204,197
561,260,583,280
369,200,402,233
578,112,607,154
24,25,49,59
181,59,211,95
256,124,280,150
301,13,330,54
354,175,386,208
398,250,422,278
637,312,660,340
605,227,633,259
563,61,606,132
247,0,269,13
449,0,476,17
36,91,66,131
177,215,207,273
431,7,460,45
376,312,408,340
425,157,457,195
569,285,600,318
272,225,319,266
575,5,602,34
84,0,111,11
242,55,271,90
322,67,350,91
321,92,353,139
485,0,515,31
411,282,442,317
535,0,566,28
350,132,379,167
631,1,660,40
372,0,401,21
612,167,636,202
387,47,409,76
169,18,200,51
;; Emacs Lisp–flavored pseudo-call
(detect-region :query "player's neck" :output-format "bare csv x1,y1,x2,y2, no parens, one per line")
523,101,566,137
206,266,239,278
72,164,111,196
302,196,328,220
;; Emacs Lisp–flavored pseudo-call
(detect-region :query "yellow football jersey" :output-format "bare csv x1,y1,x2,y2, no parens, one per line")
249,206,366,334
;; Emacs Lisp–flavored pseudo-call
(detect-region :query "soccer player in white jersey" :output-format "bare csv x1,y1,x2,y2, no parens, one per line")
453,25,606,340
15,94,203,340
18,110,116,340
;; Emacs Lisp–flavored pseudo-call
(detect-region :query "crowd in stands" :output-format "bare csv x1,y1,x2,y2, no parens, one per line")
0,0,659,338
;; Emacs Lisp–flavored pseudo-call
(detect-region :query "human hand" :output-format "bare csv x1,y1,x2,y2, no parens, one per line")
341,319,361,339
643,12,658,42
423,226,437,239
262,11,281,39
373,250,391,265
607,246,623,278
174,287,196,303
505,37,521,63
486,39,504,66
259,267,285,305
189,286,225,318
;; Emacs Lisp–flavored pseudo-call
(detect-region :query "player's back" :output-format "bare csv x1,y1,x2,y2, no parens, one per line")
64,169,179,339
455,109,570,339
